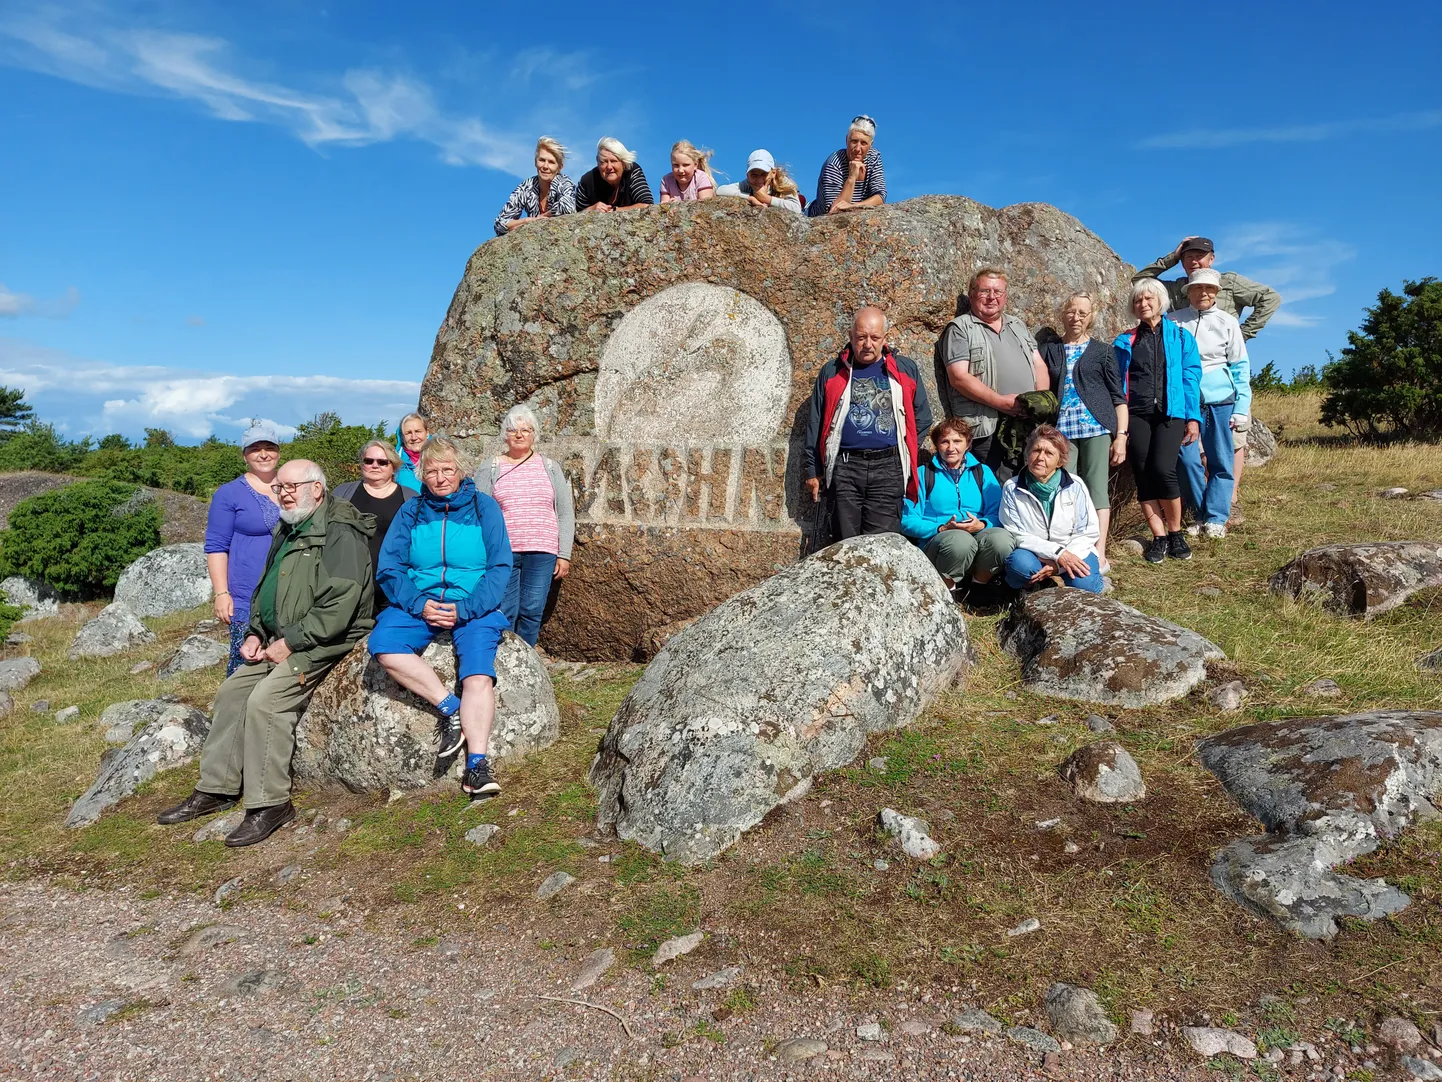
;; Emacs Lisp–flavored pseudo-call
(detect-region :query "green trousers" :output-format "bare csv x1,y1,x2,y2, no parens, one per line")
923,526,1015,582
197,659,335,809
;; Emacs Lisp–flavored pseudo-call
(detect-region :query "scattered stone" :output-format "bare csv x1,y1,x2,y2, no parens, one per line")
692,966,743,991
1115,539,1145,558
1006,1026,1061,1054
868,757,888,772
274,864,302,886
899,1020,931,1037
1196,586,1222,598
192,810,241,842
1007,917,1041,937
195,619,219,632
1403,1056,1442,1080
214,877,243,906
69,603,156,660
114,543,212,617
1063,841,1080,854
5,631,32,645
1417,647,1442,674
1130,1009,1155,1036
774,1038,828,1063
536,871,576,901
1198,710,1442,938
950,1009,1003,1035
877,808,942,860
1380,487,1410,499
999,589,1225,707
1208,681,1248,712
157,635,227,678
1060,741,1146,804
1245,419,1278,467
1378,1017,1424,1053
1301,678,1344,698
295,630,558,792
1182,1026,1257,1059
591,535,970,863
30,699,51,713
1085,714,1115,733
1271,541,1442,620
570,947,615,991
1035,715,1059,726
1421,490,1442,503
78,998,128,1025
464,824,500,847
0,656,41,691
65,703,210,828
54,705,80,724
553,1048,579,1070
333,818,351,833
1045,983,1118,1045
652,931,704,966
857,1022,884,1042
873,859,890,871
1035,818,1060,830
129,660,155,674
224,969,286,997
178,924,246,956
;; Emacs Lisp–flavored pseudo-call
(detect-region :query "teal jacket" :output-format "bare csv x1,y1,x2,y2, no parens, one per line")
901,451,1003,544
395,434,424,492
1113,321,1202,424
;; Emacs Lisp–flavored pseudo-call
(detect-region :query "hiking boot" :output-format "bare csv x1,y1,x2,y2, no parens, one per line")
1167,532,1193,561
158,790,237,825
461,760,501,800
223,801,295,848
1144,536,1169,564
436,712,464,758
1201,522,1227,539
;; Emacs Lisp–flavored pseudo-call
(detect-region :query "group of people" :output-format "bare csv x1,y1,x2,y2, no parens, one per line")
493,115,888,234
806,237,1280,594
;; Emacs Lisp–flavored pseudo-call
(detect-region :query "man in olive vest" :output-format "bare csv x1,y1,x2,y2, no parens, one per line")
938,268,1049,481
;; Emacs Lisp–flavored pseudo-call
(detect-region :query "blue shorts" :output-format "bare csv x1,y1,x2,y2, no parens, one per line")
368,606,510,682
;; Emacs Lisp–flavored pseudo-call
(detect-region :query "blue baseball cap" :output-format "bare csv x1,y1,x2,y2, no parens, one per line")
240,420,281,450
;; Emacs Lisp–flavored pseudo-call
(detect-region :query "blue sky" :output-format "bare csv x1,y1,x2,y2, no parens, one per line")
2,0,1438,442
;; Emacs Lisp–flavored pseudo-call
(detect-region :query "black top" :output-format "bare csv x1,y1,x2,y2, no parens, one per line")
574,163,654,211
1127,321,1167,414
344,485,408,606
1042,338,1127,435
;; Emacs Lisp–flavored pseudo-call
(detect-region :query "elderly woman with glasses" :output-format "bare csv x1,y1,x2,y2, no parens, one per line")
474,405,574,648
999,424,1105,594
368,437,514,801
333,440,419,609
808,114,887,217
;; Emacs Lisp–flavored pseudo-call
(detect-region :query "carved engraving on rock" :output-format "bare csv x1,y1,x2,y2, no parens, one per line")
592,283,791,444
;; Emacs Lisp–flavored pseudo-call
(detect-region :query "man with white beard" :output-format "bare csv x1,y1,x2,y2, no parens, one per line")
158,458,376,847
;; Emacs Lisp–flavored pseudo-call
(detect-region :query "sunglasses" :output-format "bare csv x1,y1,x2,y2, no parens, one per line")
361,457,390,466
851,114,876,128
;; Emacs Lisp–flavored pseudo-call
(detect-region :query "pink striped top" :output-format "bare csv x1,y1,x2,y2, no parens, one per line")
491,455,560,554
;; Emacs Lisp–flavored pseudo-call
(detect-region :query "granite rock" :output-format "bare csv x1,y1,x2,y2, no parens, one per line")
1060,741,1146,804
158,635,228,678
65,703,211,827
0,656,41,691
1045,982,1118,1045
1271,541,1442,620
113,543,212,618
1245,418,1278,467
69,603,156,660
1,575,59,621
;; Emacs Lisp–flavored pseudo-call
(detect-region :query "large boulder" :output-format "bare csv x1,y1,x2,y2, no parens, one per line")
158,635,228,678
68,603,155,659
114,543,212,618
590,534,969,864
1197,711,1442,938
97,698,178,744
1,575,59,622
294,631,559,792
420,198,1135,659
1270,541,1442,619
65,703,210,827
1245,418,1278,467
998,589,1225,707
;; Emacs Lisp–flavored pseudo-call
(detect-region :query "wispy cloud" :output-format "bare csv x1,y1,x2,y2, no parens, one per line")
1139,109,1442,150
0,337,421,440
0,283,80,318
1217,223,1356,330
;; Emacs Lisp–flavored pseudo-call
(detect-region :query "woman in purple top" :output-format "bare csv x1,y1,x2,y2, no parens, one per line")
205,421,283,675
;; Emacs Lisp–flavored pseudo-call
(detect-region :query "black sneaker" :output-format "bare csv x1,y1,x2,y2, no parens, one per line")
436,712,464,758
1144,536,1169,563
1167,531,1193,561
461,760,501,800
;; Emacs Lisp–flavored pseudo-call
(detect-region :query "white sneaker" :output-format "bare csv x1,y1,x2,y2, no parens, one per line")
1201,522,1227,539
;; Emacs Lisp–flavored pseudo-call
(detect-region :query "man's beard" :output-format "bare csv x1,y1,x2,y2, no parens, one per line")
279,493,320,524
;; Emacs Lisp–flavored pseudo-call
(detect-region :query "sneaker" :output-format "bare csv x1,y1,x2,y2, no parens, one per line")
1144,536,1169,563
461,760,501,800
1201,522,1227,539
436,712,464,758
1184,523,1201,537
1167,532,1193,561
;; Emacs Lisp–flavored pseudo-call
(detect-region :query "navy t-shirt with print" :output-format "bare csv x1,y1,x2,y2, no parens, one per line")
840,362,896,450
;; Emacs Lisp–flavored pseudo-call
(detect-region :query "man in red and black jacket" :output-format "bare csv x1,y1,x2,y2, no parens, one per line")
803,306,933,539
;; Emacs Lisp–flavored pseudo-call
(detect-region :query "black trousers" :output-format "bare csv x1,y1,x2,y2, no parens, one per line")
1127,409,1186,502
968,433,1016,483
829,447,904,539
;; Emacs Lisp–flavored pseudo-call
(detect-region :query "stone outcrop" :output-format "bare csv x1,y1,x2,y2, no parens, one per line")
1060,741,1146,804
1270,542,1442,619
294,631,559,792
998,589,1225,707
1,575,59,621
68,603,155,659
0,656,41,692
590,534,969,864
1197,711,1442,938
1245,418,1278,467
65,703,210,827
98,698,177,744
114,543,212,618
157,635,228,678
420,198,1135,659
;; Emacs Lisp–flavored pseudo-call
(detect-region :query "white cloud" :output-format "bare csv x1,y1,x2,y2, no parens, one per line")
1139,109,1442,150
0,282,80,318
0,337,420,440
1216,223,1356,333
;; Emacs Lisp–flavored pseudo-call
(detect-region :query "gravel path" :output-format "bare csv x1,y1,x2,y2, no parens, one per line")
0,880,1244,1082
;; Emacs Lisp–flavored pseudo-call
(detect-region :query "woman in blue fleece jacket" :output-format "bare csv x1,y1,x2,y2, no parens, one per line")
368,437,514,799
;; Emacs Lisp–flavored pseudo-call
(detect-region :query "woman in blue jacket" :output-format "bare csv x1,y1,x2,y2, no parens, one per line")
1113,279,1202,564
900,418,1014,594
369,436,514,800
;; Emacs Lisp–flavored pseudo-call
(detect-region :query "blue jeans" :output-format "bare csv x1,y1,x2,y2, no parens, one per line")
502,552,557,647
1004,549,1104,594
1179,402,1236,525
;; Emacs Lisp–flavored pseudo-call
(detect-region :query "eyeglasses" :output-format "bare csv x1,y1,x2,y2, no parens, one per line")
361,457,390,466
422,466,459,479
974,288,1006,297
270,481,321,494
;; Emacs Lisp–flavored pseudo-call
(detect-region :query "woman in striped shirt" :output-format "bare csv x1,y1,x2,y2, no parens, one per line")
493,137,576,236
807,115,887,217
474,405,576,647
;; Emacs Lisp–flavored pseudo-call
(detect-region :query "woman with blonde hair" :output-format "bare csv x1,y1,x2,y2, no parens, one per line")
715,149,802,213
394,412,430,492
575,137,654,212
493,137,576,235
659,140,716,203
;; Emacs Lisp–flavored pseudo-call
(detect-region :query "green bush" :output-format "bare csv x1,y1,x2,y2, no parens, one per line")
0,423,89,474
284,413,387,488
0,481,162,597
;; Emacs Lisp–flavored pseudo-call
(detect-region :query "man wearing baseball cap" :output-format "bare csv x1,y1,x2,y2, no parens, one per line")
715,149,803,213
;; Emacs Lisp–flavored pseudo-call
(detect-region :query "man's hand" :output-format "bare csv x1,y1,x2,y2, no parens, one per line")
422,600,458,629
1055,550,1091,578
263,638,292,664
805,477,822,503
239,635,264,662
1109,435,1128,467
554,558,571,580
997,392,1025,417
1182,420,1201,446
1174,236,1201,258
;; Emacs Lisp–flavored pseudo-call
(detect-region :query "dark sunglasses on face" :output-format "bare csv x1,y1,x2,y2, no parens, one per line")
362,457,389,466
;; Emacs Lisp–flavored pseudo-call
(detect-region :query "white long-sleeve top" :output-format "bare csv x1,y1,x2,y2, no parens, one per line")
999,470,1100,561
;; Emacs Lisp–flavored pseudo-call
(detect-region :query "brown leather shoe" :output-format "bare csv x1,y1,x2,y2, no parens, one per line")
157,790,238,825
223,801,295,848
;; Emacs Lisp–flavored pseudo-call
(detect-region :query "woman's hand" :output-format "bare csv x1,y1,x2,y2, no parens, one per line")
848,158,867,184
1182,420,1201,446
554,558,571,580
422,600,458,629
1109,435,1128,467
1056,550,1091,578
958,515,985,534
1028,559,1058,584
213,591,233,624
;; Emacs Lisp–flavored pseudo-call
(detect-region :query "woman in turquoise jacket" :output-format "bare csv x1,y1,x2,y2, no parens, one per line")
369,436,514,801
394,412,431,492
900,418,1015,594
1113,279,1202,564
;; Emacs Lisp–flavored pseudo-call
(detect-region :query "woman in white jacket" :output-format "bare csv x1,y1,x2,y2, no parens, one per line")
999,424,1104,594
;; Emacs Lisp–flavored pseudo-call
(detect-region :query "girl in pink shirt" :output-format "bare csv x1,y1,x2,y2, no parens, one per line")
659,140,716,203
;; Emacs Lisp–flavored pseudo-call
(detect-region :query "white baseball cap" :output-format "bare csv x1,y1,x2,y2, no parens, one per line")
1187,268,1222,290
746,149,775,174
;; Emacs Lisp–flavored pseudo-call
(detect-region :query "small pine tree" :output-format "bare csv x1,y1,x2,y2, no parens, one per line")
0,387,34,434
1251,362,1286,393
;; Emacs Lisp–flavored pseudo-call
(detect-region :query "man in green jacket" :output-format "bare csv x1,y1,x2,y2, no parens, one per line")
158,459,375,847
